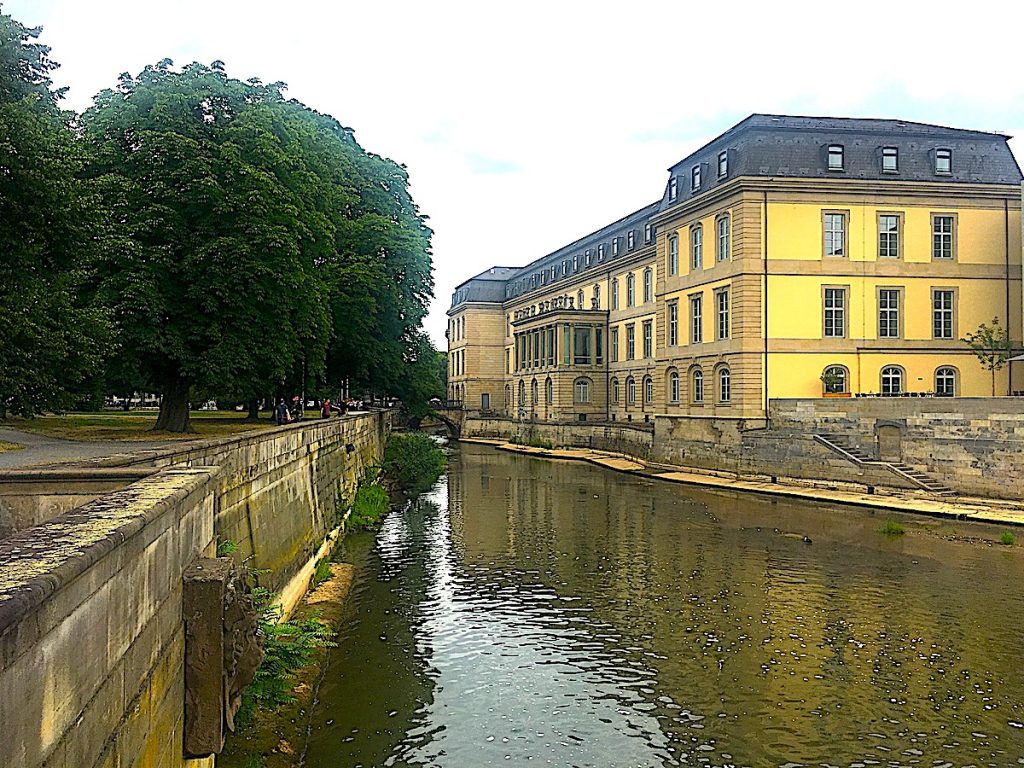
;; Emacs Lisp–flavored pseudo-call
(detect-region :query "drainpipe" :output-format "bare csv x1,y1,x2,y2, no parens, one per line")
1006,197,1013,396
763,189,770,426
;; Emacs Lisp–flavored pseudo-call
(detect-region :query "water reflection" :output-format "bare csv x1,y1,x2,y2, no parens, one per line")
305,443,1024,767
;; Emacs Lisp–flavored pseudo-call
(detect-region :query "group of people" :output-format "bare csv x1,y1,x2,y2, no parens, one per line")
273,396,351,425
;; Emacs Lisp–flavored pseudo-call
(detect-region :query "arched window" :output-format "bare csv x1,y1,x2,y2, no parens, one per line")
545,377,553,404
626,273,636,307
504,384,511,411
668,369,680,404
611,278,619,310
593,284,601,308
643,268,653,303
531,378,539,406
716,214,731,262
881,365,904,396
668,236,679,276
611,378,620,404
691,368,704,403
626,376,637,405
935,366,957,397
518,379,526,407
643,376,654,404
577,289,584,309
822,365,849,394
574,377,591,404
691,224,703,269
717,366,731,403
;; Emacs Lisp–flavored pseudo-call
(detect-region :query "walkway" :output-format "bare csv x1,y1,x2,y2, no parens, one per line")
0,428,168,470
461,438,1024,527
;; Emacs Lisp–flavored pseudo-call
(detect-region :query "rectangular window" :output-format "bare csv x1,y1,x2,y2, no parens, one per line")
505,348,510,374
668,236,679,276
668,176,677,201
690,294,703,343
626,324,635,360
595,327,604,365
644,223,652,243
882,146,898,172
878,214,900,258
935,148,952,174
562,325,570,365
627,275,635,307
716,215,730,261
627,231,635,250
573,325,592,365
827,144,844,171
598,244,605,260
933,289,954,339
932,214,954,260
643,270,652,303
611,279,619,310
691,225,703,269
585,249,592,266
718,150,728,178
643,320,653,358
547,326,555,366
878,289,900,338
668,302,678,346
612,237,620,256
691,165,701,190
716,289,730,340
823,287,846,338
824,212,846,257
610,326,619,362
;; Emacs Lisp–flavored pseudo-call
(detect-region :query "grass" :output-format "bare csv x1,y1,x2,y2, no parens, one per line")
1001,531,1015,546
881,520,906,536
0,440,25,453
347,482,390,529
0,410,276,442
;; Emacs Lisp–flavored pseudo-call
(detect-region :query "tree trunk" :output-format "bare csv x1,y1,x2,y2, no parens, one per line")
992,368,997,397
245,398,260,421
154,379,193,433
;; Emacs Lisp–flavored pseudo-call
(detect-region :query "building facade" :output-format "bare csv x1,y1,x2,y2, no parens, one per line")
447,115,1024,422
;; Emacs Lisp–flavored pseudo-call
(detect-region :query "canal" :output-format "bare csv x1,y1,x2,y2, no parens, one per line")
304,442,1024,767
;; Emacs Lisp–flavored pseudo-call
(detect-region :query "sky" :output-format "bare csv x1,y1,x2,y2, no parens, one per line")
7,0,1024,347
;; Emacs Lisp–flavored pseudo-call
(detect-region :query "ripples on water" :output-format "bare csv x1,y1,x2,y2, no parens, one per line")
305,444,1024,768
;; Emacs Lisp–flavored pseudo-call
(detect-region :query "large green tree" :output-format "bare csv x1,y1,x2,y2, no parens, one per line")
82,62,338,431
0,11,108,417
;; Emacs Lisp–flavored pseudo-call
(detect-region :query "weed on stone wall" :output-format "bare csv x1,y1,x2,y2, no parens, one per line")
382,432,446,496
348,481,390,529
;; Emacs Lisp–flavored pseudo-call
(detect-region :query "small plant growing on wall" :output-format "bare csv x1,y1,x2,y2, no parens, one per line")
962,318,1012,396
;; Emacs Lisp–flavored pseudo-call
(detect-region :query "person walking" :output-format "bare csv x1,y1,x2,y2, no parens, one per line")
321,399,332,419
274,399,290,425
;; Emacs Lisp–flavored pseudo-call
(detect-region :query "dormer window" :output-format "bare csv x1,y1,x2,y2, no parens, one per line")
644,222,652,243
827,144,844,171
573,254,579,271
882,146,898,173
585,249,592,266
598,244,606,260
612,237,620,256
627,231,635,250
691,165,701,190
718,150,728,178
562,261,568,276
668,176,678,201
935,148,952,174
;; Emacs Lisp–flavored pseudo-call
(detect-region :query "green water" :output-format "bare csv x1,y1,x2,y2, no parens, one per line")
304,443,1024,767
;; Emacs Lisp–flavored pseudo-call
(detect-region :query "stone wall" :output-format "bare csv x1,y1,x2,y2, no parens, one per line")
0,412,389,768
464,398,1024,499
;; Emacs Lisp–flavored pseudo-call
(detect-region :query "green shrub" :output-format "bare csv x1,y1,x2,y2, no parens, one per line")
311,557,333,587
383,432,446,495
1000,531,1015,546
348,482,390,529
216,538,239,557
881,520,905,536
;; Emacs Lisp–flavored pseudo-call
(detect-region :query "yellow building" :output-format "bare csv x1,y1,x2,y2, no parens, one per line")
448,115,1023,422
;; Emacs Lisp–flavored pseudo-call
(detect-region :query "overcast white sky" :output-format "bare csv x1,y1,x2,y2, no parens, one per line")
7,0,1023,346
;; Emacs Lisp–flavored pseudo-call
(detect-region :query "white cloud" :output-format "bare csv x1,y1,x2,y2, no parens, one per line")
8,0,1024,346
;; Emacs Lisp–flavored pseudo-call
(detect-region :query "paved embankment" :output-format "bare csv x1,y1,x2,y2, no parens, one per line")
460,438,1024,527
0,427,168,469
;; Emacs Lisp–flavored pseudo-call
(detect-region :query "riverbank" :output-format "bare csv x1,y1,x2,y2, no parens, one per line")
461,437,1024,528
219,562,355,768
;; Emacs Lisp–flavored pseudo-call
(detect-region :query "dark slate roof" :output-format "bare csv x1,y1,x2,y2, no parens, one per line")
450,267,519,308
499,201,661,301
658,113,1023,211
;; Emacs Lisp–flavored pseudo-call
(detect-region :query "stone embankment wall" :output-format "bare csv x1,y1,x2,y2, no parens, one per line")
464,398,1024,499
0,412,388,768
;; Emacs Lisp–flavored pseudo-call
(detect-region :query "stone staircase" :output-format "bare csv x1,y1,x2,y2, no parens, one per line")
813,434,954,496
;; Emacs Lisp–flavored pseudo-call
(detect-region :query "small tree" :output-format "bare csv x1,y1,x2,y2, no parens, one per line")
962,318,1012,396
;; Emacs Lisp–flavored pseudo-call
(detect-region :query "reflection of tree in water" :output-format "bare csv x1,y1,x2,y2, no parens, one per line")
303,495,444,768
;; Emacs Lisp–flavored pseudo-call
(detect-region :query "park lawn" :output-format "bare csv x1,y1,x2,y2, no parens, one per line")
1,411,277,442
0,440,25,453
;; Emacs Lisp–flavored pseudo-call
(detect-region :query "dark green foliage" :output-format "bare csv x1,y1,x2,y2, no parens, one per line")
880,520,905,536
348,482,389,529
0,11,109,417
383,432,446,496
236,588,334,723
216,538,239,557
1000,531,1015,546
